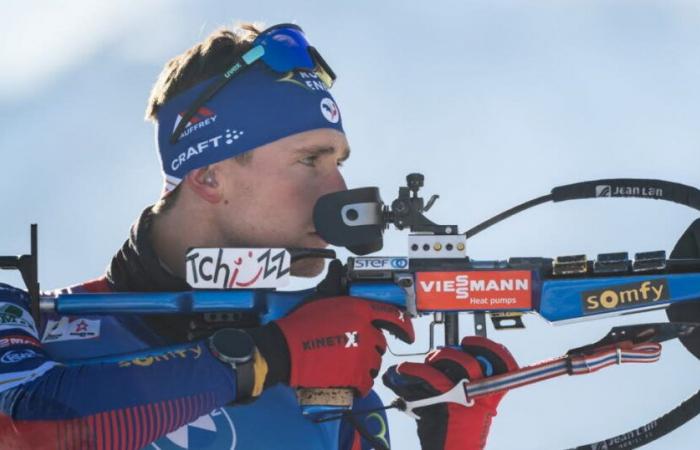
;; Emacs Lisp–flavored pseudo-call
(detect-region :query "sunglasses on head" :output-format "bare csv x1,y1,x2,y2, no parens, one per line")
170,23,336,144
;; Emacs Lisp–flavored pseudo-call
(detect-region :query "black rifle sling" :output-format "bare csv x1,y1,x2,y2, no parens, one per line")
571,389,700,450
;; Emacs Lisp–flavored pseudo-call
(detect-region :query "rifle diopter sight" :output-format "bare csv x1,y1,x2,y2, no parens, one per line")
313,173,459,255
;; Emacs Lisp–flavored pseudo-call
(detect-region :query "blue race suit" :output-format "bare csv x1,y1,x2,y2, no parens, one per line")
0,207,389,450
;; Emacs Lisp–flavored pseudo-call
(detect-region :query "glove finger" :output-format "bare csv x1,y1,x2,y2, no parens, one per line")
368,327,387,356
382,363,448,402
426,347,485,382
355,343,380,396
460,336,518,376
383,365,439,401
367,347,382,378
397,361,454,393
368,302,415,344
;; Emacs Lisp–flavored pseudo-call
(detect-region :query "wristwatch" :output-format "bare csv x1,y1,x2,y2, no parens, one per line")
208,328,257,399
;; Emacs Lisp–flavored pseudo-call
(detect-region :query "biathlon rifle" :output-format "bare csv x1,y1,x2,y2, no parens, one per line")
3,174,700,450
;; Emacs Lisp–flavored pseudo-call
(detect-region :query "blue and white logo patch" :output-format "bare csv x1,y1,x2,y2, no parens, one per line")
0,349,39,364
149,408,236,450
320,98,340,124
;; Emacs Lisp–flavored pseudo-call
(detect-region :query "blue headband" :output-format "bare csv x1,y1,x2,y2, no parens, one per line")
156,64,344,193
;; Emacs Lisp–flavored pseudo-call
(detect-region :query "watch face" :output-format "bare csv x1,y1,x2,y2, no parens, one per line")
212,328,255,364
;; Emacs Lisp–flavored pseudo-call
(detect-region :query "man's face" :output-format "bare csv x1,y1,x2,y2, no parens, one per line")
213,128,349,276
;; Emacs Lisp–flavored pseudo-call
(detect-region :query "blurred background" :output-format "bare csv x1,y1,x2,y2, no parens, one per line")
1,1,699,448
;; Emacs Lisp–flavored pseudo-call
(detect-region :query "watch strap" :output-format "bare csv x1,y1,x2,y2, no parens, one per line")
235,354,255,399
250,349,268,397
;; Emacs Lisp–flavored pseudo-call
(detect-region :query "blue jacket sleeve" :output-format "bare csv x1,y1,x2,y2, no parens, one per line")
0,283,238,449
338,390,391,450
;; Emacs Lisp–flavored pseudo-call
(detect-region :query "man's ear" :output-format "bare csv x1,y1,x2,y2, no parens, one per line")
185,166,222,203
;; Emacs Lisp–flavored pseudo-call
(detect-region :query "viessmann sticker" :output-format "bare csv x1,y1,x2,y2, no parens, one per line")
416,271,533,310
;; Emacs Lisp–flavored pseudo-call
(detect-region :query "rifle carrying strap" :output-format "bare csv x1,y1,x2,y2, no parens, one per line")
464,341,661,399
464,341,699,450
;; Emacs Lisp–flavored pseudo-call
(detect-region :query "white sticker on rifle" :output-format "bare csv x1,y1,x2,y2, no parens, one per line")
42,317,101,343
186,248,291,289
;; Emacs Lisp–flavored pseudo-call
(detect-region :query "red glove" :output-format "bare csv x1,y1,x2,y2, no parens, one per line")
273,297,414,396
383,336,518,450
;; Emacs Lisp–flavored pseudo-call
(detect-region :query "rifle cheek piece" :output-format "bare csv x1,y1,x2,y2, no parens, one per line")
313,187,385,255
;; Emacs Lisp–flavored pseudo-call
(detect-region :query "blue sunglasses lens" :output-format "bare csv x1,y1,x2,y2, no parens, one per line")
255,27,316,73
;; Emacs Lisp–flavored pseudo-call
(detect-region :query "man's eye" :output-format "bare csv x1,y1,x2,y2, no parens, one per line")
299,155,318,167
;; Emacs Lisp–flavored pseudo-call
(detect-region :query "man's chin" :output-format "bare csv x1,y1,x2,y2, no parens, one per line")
290,257,325,278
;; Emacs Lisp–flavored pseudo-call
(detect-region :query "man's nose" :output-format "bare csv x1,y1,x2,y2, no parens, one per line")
323,167,347,195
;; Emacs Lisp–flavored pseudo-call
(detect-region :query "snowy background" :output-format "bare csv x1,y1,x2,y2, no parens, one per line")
1,1,699,449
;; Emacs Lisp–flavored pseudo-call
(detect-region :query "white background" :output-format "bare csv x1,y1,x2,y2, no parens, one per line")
1,1,699,449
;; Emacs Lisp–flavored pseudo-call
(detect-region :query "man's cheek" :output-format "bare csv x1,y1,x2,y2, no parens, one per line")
276,187,315,221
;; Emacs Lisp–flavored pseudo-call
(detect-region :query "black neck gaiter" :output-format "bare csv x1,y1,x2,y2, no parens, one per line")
106,206,190,293
105,207,210,343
